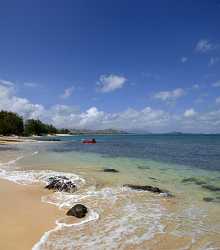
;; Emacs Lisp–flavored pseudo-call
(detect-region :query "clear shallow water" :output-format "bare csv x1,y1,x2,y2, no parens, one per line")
0,134,220,249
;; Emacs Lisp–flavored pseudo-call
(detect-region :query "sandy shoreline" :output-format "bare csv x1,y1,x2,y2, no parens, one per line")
0,136,35,145
0,179,63,250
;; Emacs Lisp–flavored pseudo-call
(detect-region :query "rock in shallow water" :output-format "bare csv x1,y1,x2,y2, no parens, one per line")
203,197,214,202
66,204,88,218
123,184,172,196
202,184,220,192
103,168,119,173
182,177,206,185
45,176,77,193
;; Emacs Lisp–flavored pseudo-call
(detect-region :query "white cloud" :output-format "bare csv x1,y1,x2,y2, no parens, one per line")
192,84,199,89
209,57,219,66
0,79,15,86
184,108,196,117
195,39,214,53
212,80,220,87
0,84,44,119
154,88,185,101
216,97,220,104
97,74,127,93
1,83,220,133
60,86,74,99
181,57,188,63
24,82,38,87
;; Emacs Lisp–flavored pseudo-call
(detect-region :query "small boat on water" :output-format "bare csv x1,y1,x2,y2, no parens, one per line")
82,138,96,144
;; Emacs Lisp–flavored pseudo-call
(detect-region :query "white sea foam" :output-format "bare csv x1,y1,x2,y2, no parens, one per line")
32,210,99,250
34,186,167,250
0,169,85,186
0,155,24,167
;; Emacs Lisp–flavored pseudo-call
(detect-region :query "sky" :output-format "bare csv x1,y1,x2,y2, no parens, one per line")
0,0,220,133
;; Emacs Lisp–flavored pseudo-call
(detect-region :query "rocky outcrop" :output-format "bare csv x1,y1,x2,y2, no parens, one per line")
45,176,77,193
66,204,88,218
103,168,119,173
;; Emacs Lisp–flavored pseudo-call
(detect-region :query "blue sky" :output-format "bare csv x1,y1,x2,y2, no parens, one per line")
0,0,220,132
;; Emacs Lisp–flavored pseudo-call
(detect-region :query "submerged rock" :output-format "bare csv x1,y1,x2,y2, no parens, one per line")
103,168,119,173
124,184,162,193
202,184,220,192
203,197,214,202
137,165,151,170
124,184,173,197
45,176,77,193
66,204,88,218
182,177,206,186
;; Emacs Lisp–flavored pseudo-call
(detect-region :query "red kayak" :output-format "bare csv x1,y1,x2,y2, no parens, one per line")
82,139,96,144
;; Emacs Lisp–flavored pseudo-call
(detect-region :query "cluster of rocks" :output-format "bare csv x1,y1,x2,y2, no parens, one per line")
45,176,88,218
45,176,77,193
182,177,220,203
44,173,174,219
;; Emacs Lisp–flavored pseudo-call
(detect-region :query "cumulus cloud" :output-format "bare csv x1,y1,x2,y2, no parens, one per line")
0,84,44,119
1,83,220,133
60,86,74,99
181,57,188,63
154,88,185,101
0,79,15,86
184,108,196,117
97,74,127,93
195,39,214,53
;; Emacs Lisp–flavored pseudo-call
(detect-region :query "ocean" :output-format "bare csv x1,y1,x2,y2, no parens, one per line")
0,134,220,249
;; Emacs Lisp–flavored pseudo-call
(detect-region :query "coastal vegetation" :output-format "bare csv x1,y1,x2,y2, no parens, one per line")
0,110,58,136
0,110,125,136
0,111,24,136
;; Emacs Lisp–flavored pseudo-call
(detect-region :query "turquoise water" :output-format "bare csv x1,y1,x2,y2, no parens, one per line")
1,134,220,249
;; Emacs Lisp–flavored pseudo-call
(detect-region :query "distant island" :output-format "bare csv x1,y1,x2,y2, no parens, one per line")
68,128,127,135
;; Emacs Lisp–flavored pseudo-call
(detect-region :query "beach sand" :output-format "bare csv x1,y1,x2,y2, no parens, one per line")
0,179,63,250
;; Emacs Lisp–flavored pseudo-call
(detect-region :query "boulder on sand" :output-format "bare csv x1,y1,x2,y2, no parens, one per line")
45,176,77,193
66,204,88,218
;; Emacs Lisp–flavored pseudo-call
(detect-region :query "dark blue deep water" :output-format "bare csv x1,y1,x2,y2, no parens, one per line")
44,134,220,171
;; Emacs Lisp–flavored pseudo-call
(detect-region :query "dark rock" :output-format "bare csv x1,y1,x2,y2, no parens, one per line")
66,204,88,218
149,177,157,181
137,165,150,170
103,168,119,173
202,184,220,192
124,184,173,197
45,176,77,193
182,177,206,186
203,197,214,202
124,184,162,193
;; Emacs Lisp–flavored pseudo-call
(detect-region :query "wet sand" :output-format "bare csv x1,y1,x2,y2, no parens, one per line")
0,179,63,250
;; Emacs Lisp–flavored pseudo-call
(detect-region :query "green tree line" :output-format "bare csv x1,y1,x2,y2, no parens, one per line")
0,110,67,136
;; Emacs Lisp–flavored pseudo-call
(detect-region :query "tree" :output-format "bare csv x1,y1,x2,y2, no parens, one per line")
0,110,24,135
24,119,57,135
